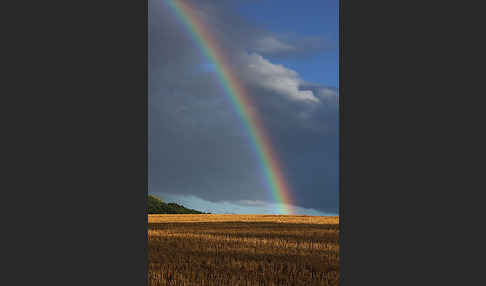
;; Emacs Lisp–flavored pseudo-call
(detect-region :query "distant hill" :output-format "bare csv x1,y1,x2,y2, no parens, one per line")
147,194,205,214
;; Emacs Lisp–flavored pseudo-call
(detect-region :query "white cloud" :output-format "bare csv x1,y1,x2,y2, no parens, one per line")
316,87,339,106
318,88,336,98
253,36,296,54
241,53,320,103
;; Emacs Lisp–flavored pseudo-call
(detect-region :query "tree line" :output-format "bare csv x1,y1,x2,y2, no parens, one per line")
147,194,206,214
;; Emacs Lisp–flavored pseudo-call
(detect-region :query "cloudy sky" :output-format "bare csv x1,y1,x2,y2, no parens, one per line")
149,0,339,215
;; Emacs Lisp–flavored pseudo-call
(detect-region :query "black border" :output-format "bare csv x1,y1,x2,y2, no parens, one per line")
4,0,148,284
339,0,449,284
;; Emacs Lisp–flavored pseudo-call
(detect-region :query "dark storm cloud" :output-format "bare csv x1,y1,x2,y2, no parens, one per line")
246,84,339,213
149,0,338,213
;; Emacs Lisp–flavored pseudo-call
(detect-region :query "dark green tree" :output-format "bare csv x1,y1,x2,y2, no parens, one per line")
147,194,206,214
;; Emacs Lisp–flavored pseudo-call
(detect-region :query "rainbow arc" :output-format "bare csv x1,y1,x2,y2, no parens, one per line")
164,0,294,214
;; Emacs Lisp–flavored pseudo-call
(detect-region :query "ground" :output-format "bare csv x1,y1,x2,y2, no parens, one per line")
148,214,339,286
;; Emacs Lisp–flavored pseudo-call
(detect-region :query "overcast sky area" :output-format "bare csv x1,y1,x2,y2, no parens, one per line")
149,0,339,215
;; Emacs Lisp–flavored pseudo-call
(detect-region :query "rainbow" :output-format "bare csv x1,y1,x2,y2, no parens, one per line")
164,0,294,214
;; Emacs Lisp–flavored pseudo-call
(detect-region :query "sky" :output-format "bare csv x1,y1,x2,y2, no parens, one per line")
148,0,339,215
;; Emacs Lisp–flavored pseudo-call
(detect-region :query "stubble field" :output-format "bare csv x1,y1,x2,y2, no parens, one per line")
148,214,339,286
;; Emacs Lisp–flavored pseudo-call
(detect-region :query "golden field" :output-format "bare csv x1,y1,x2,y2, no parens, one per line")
148,214,339,286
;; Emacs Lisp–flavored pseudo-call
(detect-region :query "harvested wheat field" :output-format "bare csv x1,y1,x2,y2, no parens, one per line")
148,214,339,286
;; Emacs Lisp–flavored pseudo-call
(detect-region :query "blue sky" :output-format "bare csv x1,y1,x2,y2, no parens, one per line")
149,0,339,215
235,0,339,87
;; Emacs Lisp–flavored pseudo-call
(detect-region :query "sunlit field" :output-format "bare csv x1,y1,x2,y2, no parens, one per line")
148,214,339,286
